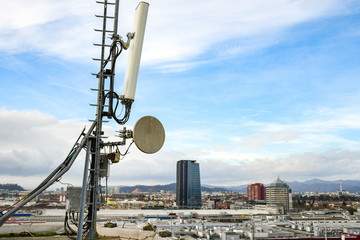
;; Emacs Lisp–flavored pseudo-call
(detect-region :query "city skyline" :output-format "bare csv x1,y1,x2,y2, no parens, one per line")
1,1,360,188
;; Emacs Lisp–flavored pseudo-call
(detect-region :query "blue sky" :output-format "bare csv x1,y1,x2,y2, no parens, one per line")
1,0,360,189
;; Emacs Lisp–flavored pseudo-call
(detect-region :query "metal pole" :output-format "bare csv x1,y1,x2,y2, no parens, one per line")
324,217,327,240
108,0,120,115
77,138,92,240
85,0,109,238
252,221,255,240
86,139,100,239
113,0,120,36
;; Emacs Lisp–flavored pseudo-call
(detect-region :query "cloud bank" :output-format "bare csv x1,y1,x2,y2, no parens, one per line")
1,108,359,189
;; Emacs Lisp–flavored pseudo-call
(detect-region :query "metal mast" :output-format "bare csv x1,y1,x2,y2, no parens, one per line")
0,3,154,240
86,0,120,238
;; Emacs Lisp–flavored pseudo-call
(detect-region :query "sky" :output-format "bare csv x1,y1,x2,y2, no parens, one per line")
1,0,360,189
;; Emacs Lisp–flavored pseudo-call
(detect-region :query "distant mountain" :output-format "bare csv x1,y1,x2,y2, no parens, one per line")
203,185,248,193
116,183,176,193
221,185,248,193
202,186,231,193
302,178,328,184
0,183,25,191
112,183,229,193
222,179,360,193
112,179,360,194
286,179,360,193
201,179,360,193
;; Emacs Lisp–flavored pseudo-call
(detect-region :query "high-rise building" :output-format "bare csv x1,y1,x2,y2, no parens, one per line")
247,183,266,201
176,160,202,209
265,177,292,214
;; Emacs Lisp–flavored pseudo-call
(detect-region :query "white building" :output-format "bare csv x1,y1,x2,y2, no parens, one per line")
265,177,292,214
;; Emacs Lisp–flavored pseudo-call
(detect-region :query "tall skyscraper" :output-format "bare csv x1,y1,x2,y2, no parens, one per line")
176,160,202,209
265,177,292,214
247,183,266,201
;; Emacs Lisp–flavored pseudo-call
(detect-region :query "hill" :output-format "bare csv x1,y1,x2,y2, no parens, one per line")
0,183,25,192
109,179,360,194
113,183,230,193
286,179,360,193
219,179,360,193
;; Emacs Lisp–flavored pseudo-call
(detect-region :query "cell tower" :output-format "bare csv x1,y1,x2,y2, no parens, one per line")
0,1,165,239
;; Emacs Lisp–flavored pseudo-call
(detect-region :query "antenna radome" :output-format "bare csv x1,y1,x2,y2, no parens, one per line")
122,2,149,103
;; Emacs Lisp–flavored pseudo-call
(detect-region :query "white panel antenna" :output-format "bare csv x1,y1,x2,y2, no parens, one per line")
122,2,149,103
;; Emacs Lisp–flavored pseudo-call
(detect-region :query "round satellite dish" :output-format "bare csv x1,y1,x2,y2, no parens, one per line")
133,116,165,154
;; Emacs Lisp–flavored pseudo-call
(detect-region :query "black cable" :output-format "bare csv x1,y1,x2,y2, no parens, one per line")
64,213,77,240
120,141,134,160
108,40,123,117
101,40,132,125
103,90,132,125
0,147,78,214
98,41,121,118
112,93,132,125
102,42,119,69
113,94,124,117
115,140,134,158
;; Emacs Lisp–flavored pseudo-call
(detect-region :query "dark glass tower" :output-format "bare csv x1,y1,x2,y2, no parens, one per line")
176,160,201,209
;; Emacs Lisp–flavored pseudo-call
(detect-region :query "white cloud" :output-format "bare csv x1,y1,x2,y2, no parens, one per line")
0,108,87,179
234,106,360,151
1,108,360,188
0,0,96,60
0,0,355,70
197,149,360,186
276,149,360,180
242,131,300,148
0,108,180,187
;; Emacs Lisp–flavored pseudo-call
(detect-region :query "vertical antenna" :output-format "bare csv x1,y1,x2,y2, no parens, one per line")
122,2,149,103
82,1,149,239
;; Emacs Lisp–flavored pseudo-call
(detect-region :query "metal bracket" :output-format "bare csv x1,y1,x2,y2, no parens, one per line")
119,127,133,139
120,32,134,50
101,127,133,148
